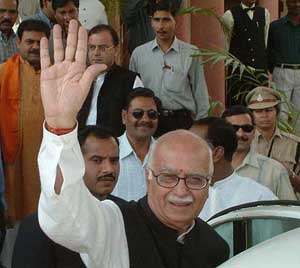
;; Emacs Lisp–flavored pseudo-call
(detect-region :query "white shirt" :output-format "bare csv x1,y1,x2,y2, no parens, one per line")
38,126,129,267
86,74,144,125
38,126,194,267
112,132,155,201
79,0,108,30
199,172,278,221
222,3,270,49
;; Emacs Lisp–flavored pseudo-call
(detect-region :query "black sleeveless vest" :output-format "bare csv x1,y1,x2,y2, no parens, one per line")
77,65,137,136
229,5,267,70
117,197,229,268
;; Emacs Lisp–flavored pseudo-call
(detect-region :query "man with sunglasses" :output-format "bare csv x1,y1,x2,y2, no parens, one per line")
247,86,300,197
190,117,277,221
222,105,296,200
78,24,143,137
37,20,229,267
112,88,160,201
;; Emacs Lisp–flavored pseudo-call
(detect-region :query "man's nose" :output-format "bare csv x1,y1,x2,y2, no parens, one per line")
32,42,40,50
64,13,72,21
102,159,114,173
3,11,12,19
173,178,190,196
236,128,244,137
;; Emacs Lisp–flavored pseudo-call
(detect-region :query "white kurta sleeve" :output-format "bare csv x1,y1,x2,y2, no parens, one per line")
38,125,129,267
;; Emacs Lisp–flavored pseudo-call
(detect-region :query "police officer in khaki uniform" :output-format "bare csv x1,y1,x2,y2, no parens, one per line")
246,86,300,196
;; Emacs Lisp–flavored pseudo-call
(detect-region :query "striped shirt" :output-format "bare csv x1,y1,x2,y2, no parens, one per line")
0,31,17,64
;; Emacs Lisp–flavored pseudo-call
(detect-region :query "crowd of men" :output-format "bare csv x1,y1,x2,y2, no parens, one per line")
0,0,300,267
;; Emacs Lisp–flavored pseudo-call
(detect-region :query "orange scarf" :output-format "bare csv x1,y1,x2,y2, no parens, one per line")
0,54,21,163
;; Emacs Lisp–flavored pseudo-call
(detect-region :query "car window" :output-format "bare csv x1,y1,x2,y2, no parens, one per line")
214,217,300,257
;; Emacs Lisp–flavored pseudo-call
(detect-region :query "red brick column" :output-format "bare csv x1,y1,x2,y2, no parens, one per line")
190,0,225,104
259,0,280,21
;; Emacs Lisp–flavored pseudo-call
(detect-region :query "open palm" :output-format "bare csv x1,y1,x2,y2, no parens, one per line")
40,20,107,128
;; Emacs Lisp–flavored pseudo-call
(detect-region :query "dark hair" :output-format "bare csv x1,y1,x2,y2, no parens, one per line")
124,87,162,112
78,126,119,153
40,0,43,8
194,117,238,162
222,105,255,125
17,19,50,39
88,24,119,46
52,0,79,10
147,0,180,17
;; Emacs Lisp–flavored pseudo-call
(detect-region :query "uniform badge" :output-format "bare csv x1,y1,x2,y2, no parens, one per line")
257,94,263,102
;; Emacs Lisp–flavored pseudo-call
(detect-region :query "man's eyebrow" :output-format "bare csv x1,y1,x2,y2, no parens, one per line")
90,155,105,159
159,166,178,173
152,16,171,20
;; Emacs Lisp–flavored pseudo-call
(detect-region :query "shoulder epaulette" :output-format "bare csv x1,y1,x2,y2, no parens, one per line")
281,131,300,143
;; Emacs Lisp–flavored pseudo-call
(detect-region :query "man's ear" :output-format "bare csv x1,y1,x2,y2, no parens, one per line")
16,37,21,49
114,44,120,62
212,146,224,163
121,109,127,125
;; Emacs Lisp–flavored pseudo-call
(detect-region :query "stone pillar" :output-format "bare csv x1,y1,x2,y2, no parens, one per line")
190,0,225,104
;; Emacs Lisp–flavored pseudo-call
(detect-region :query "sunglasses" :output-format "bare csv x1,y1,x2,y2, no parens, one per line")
232,124,254,133
131,109,159,120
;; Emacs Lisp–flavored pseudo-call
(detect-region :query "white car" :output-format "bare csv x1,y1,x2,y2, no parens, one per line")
207,201,300,267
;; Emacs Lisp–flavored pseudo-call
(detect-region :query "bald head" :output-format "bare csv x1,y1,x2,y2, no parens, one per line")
148,130,213,176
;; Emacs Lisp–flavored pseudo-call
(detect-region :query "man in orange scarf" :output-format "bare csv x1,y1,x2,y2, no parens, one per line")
0,19,50,224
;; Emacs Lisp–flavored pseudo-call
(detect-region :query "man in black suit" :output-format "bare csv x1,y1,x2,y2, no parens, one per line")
12,126,126,268
78,24,143,136
222,0,270,105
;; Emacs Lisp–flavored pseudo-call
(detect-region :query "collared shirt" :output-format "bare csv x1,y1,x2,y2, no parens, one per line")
199,172,277,221
38,126,198,268
0,31,17,64
235,149,296,200
79,0,108,30
129,37,209,119
252,127,300,172
86,74,143,125
112,132,155,201
222,3,270,49
24,8,54,29
267,16,300,68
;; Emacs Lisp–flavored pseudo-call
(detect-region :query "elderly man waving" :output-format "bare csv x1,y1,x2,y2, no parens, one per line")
37,20,229,268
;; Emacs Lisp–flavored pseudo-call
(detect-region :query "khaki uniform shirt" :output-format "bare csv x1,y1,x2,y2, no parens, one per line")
252,127,300,199
235,149,296,200
252,127,300,174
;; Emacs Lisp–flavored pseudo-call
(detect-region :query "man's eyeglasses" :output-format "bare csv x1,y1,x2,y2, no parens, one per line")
88,45,114,52
232,124,254,133
131,109,159,120
148,169,210,190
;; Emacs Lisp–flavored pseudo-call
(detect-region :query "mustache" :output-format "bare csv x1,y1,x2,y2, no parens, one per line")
135,122,154,128
29,50,40,55
238,136,248,142
96,173,116,182
167,194,194,204
0,19,13,25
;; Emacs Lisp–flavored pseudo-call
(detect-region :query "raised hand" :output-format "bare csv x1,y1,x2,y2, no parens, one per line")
40,20,107,129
